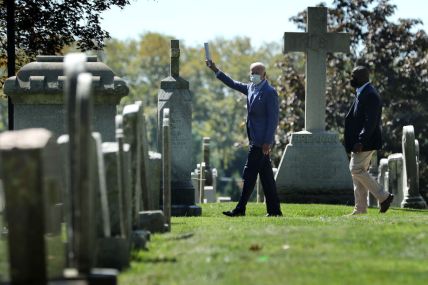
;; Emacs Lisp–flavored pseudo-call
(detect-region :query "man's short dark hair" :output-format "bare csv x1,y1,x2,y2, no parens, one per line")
352,66,370,82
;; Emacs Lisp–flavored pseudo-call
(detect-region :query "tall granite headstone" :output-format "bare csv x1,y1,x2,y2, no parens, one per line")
401,125,427,209
134,101,152,210
162,109,172,230
122,104,143,226
157,40,201,216
3,55,128,141
275,7,353,204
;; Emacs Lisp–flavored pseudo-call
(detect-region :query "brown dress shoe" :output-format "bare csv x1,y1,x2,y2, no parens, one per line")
379,194,394,213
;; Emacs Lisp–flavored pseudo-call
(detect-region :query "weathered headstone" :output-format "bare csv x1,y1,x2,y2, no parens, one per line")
148,151,162,210
387,153,404,207
122,104,143,227
3,55,128,141
0,129,66,284
157,40,201,216
100,142,131,270
202,137,213,186
401,126,427,209
62,55,119,283
92,132,111,238
162,109,171,230
135,101,152,210
72,71,97,273
378,158,388,192
199,162,206,203
275,7,353,204
114,115,132,239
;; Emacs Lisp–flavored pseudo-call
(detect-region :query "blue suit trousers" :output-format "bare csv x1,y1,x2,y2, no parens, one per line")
236,145,281,214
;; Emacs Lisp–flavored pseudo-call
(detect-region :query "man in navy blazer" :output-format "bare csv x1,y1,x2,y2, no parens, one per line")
206,60,282,217
345,66,393,215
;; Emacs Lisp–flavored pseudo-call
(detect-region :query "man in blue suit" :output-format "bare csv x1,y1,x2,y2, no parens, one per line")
206,60,282,217
345,66,394,215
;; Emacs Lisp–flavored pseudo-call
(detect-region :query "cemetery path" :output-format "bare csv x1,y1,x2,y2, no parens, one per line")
119,203,428,285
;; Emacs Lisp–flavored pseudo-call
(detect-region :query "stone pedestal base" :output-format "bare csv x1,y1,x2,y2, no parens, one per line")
96,237,130,270
275,131,354,204
401,196,427,209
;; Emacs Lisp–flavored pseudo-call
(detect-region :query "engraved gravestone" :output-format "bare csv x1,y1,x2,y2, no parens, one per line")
3,55,128,141
157,40,201,216
401,125,427,209
275,7,354,204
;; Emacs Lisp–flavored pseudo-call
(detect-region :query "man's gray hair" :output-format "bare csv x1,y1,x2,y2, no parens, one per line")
250,62,266,71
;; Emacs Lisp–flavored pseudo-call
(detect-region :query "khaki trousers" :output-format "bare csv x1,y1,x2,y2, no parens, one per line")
349,151,389,213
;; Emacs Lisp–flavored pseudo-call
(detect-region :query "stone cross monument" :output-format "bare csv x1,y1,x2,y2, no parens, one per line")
275,7,354,204
157,40,201,216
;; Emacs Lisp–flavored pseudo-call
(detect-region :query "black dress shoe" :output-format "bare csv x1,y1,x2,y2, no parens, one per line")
222,209,245,217
266,212,283,217
379,194,394,213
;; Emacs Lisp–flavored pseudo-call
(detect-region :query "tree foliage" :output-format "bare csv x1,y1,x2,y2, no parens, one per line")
0,0,130,58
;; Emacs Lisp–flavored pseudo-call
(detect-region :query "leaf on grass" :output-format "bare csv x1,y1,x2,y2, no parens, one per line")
249,244,262,251
282,244,290,250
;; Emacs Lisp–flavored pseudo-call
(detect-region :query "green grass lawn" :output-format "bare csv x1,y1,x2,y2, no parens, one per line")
119,203,428,285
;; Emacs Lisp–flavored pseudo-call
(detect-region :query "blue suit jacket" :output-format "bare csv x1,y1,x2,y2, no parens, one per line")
344,83,382,153
216,71,279,146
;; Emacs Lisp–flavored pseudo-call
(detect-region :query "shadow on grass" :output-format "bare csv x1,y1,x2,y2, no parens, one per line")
167,233,194,240
133,255,177,263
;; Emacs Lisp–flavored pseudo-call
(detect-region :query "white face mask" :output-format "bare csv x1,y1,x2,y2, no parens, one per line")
250,74,262,85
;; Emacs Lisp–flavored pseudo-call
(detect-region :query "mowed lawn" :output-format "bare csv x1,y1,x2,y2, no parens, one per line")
120,203,428,285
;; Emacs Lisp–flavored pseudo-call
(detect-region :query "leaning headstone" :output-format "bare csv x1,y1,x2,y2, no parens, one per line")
162,109,172,230
275,6,353,204
157,40,201,216
3,55,128,141
401,126,427,209
0,129,66,284
387,153,404,207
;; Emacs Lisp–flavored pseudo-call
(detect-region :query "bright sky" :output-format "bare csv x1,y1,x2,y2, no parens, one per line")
101,0,428,47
